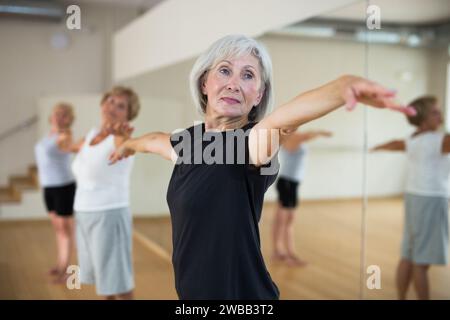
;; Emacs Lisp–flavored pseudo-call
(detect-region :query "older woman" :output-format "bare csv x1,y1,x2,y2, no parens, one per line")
71,86,139,300
109,35,415,299
35,102,76,283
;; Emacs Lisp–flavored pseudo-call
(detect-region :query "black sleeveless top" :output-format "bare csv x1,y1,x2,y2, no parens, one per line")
167,122,279,300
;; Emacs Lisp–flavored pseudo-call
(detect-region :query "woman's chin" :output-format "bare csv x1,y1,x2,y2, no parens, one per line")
214,105,246,118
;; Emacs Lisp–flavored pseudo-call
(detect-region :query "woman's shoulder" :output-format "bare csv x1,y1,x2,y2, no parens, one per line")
410,130,444,141
35,133,56,146
84,127,100,140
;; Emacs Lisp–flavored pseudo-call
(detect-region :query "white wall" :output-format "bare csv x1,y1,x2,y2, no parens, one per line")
0,4,139,185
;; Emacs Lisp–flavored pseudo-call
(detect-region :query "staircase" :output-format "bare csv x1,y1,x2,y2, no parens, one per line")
0,115,47,219
0,164,47,220
0,165,39,203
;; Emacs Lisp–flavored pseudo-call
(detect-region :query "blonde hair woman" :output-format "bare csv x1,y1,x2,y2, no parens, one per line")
71,86,140,300
35,102,76,284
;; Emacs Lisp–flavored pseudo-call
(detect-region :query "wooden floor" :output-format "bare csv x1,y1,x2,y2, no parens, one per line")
0,221,177,299
1,197,450,299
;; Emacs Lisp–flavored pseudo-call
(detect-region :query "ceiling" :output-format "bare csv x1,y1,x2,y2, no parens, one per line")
59,0,163,10
70,0,450,25
320,0,450,25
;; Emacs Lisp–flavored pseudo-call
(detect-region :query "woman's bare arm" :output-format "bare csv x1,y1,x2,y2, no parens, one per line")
371,140,406,152
442,134,450,154
248,75,415,166
56,130,84,153
109,132,173,164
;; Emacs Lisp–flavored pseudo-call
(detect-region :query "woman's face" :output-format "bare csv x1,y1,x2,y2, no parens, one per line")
202,54,263,120
50,107,72,130
423,104,443,130
101,94,129,124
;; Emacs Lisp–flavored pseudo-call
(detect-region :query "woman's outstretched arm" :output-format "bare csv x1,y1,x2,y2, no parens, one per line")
109,132,173,164
371,140,406,152
442,134,450,154
249,75,415,166
283,130,332,149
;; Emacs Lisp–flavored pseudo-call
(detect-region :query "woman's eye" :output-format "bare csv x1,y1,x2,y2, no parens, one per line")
219,68,230,75
243,72,254,80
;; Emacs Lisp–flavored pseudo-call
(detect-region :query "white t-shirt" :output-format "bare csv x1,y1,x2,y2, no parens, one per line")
34,134,75,187
405,131,450,197
278,144,307,183
72,128,134,211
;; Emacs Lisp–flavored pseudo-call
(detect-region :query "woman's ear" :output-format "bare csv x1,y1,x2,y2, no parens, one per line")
200,72,209,95
201,79,207,95
254,88,264,106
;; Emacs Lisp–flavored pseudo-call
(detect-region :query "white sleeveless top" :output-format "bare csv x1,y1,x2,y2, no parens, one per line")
405,131,450,197
278,144,307,183
34,134,75,187
72,128,134,211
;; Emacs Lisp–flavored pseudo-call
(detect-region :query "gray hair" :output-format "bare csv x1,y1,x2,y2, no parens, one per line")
189,34,273,122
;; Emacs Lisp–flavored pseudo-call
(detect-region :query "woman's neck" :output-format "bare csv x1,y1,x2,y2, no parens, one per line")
204,115,249,132
414,125,439,136
50,125,66,134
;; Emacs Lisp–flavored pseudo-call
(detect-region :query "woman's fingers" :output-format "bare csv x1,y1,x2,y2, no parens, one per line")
343,86,358,111
108,145,135,165
108,150,123,165
386,105,417,116
107,122,134,137
344,79,417,116
122,123,134,137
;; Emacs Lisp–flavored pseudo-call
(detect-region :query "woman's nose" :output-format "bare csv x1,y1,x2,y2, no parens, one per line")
226,76,240,92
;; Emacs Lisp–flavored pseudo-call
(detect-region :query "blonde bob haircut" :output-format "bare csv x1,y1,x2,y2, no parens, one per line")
101,86,140,121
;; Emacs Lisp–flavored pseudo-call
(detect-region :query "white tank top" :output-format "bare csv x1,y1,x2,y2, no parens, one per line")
72,128,134,211
278,144,307,183
34,134,75,187
405,131,450,197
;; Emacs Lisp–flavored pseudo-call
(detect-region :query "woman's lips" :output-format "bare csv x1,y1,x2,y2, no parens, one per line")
221,97,240,104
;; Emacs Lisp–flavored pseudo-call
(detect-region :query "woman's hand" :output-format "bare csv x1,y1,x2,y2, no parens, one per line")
316,130,333,138
341,75,416,116
109,141,136,165
105,121,134,139
56,129,73,152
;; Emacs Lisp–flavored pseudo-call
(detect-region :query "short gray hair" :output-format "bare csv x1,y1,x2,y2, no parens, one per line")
189,34,273,122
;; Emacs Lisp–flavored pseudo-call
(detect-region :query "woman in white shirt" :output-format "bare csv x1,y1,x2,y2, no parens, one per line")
35,103,76,283
373,96,450,300
273,130,332,267
71,86,140,300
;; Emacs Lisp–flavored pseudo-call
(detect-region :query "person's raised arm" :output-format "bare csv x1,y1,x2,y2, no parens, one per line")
56,129,84,153
442,134,450,154
371,140,406,152
109,132,173,164
249,75,415,166
288,130,332,146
